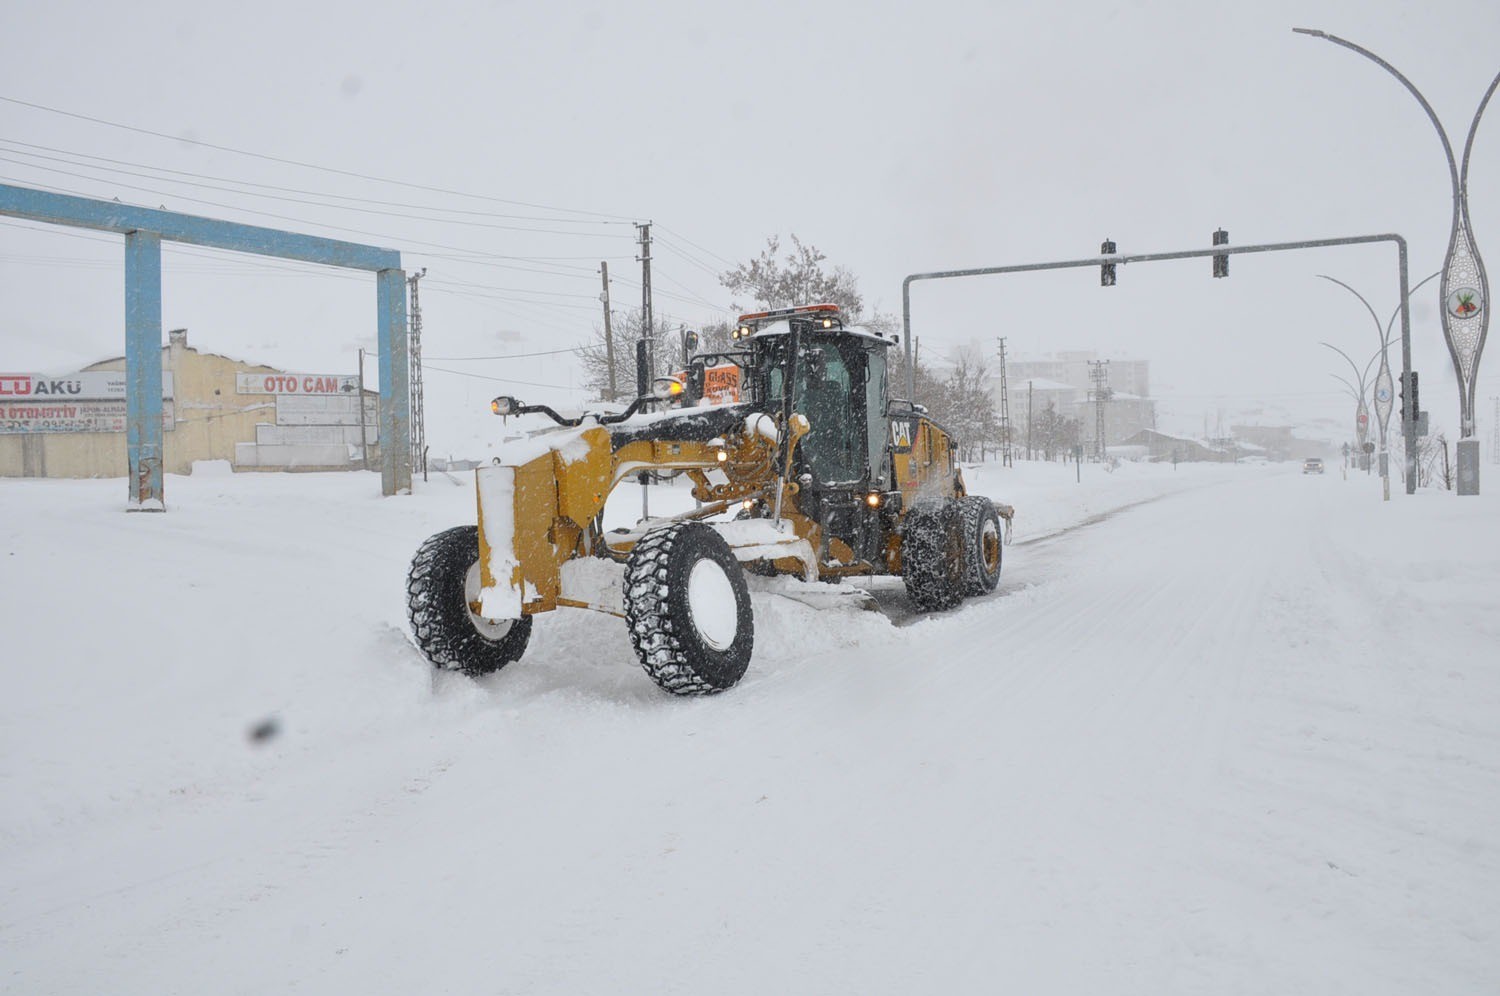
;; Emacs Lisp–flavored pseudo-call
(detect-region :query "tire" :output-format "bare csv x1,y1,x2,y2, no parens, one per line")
958,495,1003,596
406,525,533,676
901,498,965,612
623,521,754,695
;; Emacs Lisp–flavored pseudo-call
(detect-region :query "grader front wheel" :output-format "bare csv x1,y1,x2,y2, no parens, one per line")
406,525,533,676
901,499,966,612
623,522,754,695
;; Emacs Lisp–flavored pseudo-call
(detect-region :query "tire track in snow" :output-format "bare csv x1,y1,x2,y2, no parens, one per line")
871,474,1316,817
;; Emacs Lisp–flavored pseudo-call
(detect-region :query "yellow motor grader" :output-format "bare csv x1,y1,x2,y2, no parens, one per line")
406,303,1010,695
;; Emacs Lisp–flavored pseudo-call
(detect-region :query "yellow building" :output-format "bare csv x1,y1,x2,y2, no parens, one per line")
1,329,378,478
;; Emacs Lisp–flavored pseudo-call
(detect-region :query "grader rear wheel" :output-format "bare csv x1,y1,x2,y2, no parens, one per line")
958,496,1003,596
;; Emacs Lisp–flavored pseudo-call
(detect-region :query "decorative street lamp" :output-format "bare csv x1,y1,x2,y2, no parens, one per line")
1317,271,1442,499
1322,341,1374,471
1296,28,1499,494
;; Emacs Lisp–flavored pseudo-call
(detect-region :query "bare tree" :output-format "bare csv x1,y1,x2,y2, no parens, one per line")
719,234,866,317
576,309,679,402
1032,402,1081,461
917,348,1000,461
1394,424,1449,489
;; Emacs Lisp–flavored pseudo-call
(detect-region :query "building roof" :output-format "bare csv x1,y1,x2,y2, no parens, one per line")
1016,377,1077,392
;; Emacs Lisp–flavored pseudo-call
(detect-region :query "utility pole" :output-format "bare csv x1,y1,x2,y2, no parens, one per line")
407,268,427,481
600,261,616,402
997,337,1013,467
1089,359,1111,461
357,347,369,471
636,222,654,520
1027,381,1034,461
636,222,655,378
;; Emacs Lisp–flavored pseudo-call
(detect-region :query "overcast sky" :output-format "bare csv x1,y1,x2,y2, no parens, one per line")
2,0,1496,449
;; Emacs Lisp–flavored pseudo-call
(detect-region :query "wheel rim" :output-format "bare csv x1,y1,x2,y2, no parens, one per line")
464,561,516,641
687,559,739,651
981,519,1001,573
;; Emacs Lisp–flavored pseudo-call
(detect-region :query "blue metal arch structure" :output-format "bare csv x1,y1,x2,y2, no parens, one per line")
0,181,410,506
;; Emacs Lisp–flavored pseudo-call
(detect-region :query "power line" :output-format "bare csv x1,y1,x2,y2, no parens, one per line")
422,346,584,361
0,218,598,332
421,364,571,390
420,277,597,302
418,283,598,312
654,224,738,268
654,235,726,278
0,156,635,240
0,139,635,228
608,268,725,312
0,93,638,222
651,268,729,311
0,174,629,290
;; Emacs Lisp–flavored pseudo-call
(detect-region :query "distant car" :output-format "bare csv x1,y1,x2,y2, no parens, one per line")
1303,458,1325,475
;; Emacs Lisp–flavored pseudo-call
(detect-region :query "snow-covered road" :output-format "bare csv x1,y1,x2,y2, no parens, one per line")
3,463,1496,994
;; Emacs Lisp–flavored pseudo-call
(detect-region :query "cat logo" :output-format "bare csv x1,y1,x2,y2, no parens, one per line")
890,418,914,452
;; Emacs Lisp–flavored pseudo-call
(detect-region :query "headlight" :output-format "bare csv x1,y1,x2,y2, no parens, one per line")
651,377,685,400
490,395,519,416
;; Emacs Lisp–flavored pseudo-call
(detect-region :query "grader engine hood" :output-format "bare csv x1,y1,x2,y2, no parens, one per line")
475,425,613,618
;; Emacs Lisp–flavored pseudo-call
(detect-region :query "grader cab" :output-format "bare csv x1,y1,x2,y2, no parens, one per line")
406,303,1010,695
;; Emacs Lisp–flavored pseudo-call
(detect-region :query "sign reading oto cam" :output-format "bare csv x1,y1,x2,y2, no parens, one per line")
236,373,359,396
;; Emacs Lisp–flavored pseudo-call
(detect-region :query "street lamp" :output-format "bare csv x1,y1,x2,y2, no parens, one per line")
1317,270,1443,498
1295,28,1499,494
1321,341,1374,468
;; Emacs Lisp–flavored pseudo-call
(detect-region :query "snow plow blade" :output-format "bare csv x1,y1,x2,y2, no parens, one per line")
475,425,613,618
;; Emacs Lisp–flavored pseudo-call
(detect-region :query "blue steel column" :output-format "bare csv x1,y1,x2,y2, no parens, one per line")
376,268,411,495
125,230,164,510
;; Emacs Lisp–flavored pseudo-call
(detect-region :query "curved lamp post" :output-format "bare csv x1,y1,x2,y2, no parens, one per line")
1296,28,1498,494
1317,270,1442,498
1321,341,1374,469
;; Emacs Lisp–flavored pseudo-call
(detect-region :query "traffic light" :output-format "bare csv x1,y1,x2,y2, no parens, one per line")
1100,239,1117,287
681,329,699,364
1212,228,1229,278
1399,370,1420,422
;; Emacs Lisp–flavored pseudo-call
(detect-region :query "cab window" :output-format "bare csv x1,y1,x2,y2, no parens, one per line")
765,340,866,484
